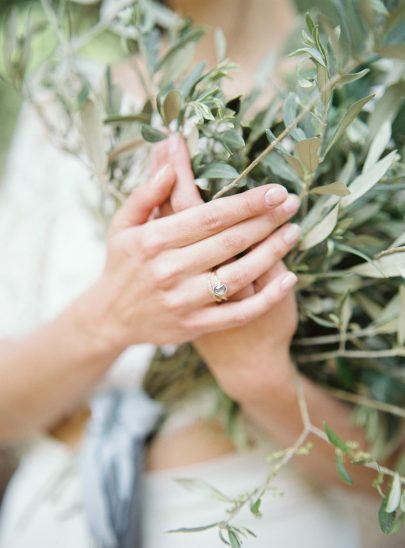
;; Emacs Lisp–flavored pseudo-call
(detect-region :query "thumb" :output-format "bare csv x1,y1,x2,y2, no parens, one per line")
168,133,204,212
109,164,175,236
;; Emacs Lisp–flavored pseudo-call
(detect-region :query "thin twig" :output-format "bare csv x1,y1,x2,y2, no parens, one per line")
108,137,144,163
310,425,405,484
295,347,405,364
322,387,405,418
212,68,353,199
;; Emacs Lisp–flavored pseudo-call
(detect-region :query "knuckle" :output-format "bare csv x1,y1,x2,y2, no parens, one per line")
242,193,260,217
229,267,251,291
140,230,166,259
151,259,183,290
270,235,287,258
202,207,224,233
161,292,184,314
222,232,245,254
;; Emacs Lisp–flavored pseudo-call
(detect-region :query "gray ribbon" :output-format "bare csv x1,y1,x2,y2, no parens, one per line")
79,389,163,548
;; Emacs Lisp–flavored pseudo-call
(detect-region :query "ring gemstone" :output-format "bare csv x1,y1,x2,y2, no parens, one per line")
213,283,227,298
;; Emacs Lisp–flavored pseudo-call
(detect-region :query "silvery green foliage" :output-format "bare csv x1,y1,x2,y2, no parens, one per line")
2,0,405,542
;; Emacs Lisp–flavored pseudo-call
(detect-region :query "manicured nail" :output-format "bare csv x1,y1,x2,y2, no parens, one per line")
283,223,301,245
154,163,171,182
280,272,298,291
264,186,288,207
169,133,180,154
283,194,301,215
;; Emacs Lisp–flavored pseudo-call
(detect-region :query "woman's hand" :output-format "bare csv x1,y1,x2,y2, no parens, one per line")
89,161,301,353
151,134,300,397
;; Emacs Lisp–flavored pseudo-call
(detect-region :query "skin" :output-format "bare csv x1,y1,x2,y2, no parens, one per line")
0,166,300,441
0,0,400,500
148,134,402,493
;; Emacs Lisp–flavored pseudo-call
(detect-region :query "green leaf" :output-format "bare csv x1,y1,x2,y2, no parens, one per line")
283,92,297,127
324,94,374,156
198,163,239,179
175,478,231,502
310,182,350,196
368,82,405,140
180,61,206,98
141,125,167,143
337,68,370,86
299,204,339,250
317,64,331,107
324,422,351,454
250,498,262,517
228,529,242,548
163,90,182,125
336,452,353,485
379,498,397,534
386,473,402,513
376,45,405,61
289,46,327,67
342,150,397,208
79,99,107,178
157,27,205,72
399,286,405,346
169,522,219,534
215,27,227,62
219,130,245,152
104,113,151,124
363,120,391,173
296,137,321,173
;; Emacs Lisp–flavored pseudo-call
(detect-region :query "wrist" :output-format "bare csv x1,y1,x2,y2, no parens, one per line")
217,348,296,405
61,279,127,366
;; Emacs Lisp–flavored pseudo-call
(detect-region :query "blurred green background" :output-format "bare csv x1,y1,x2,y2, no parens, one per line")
0,0,312,177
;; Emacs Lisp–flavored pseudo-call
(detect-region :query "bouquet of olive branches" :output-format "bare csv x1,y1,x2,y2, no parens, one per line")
2,0,405,543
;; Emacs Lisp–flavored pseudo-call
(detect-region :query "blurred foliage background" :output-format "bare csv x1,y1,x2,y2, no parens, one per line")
0,0,309,176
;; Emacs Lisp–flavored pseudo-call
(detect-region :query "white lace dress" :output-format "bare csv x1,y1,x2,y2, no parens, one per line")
0,106,361,548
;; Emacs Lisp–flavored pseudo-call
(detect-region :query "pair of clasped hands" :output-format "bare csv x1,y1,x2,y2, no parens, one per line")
96,133,301,397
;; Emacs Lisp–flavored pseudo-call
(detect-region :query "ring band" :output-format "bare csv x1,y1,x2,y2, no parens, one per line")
208,270,228,303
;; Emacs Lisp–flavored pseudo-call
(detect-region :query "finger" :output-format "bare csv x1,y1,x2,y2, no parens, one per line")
150,141,169,177
141,184,292,250
172,221,301,310
175,193,300,274
254,261,287,291
187,270,298,333
109,164,175,236
168,133,203,211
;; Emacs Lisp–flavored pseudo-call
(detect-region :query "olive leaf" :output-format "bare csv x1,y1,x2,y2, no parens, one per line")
323,94,374,157
175,478,232,502
386,473,402,513
310,182,350,196
163,89,182,125
299,204,339,250
335,452,354,485
79,99,107,179
296,137,321,173
324,422,352,455
198,163,239,179
350,251,405,278
141,125,167,143
362,120,391,173
341,150,398,208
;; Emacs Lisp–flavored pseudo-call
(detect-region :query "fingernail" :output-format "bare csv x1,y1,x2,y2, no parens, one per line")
283,223,301,245
169,133,180,154
264,186,288,207
280,272,298,291
154,163,171,182
283,194,301,215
